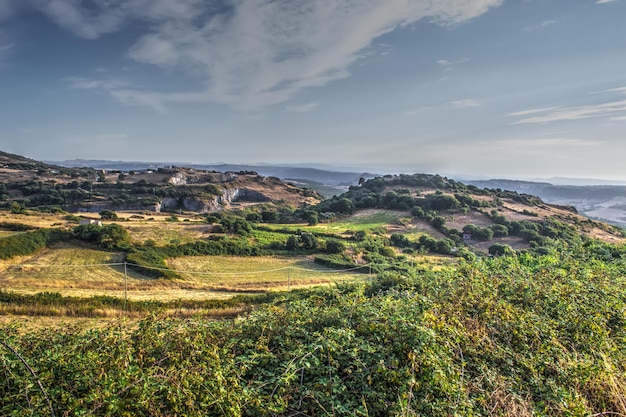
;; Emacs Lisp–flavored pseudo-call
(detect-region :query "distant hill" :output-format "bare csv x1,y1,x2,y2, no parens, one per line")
1,152,322,213
463,179,626,227
53,159,376,187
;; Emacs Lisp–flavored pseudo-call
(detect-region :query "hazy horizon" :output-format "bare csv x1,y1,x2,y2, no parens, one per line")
1,0,625,181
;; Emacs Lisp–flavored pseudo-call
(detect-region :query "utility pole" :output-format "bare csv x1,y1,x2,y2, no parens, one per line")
123,262,128,312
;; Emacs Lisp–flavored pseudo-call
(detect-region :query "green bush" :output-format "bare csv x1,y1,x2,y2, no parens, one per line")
0,228,68,260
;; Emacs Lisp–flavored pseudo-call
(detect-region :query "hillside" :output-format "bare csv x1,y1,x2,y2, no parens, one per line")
0,152,321,213
465,178,626,227
1,169,626,415
316,174,625,252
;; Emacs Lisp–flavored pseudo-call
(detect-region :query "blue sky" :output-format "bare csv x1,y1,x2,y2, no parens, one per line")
1,0,625,181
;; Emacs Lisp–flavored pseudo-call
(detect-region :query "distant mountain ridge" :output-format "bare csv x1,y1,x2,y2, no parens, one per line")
52,159,376,187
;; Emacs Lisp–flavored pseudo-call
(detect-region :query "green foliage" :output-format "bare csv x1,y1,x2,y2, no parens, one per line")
324,239,346,254
9,201,26,214
0,222,37,231
488,243,514,256
2,239,626,416
432,215,446,229
73,224,131,250
220,216,254,235
463,224,494,241
99,209,118,220
285,233,318,251
0,228,68,260
97,224,131,249
126,248,178,279
306,211,319,225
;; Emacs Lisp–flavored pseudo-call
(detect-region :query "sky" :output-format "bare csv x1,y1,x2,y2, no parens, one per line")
1,0,625,181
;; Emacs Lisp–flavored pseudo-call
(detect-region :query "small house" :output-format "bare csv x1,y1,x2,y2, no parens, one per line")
79,219,102,226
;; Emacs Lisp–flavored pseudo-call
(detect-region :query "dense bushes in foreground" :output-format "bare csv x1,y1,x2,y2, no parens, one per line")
1,247,625,416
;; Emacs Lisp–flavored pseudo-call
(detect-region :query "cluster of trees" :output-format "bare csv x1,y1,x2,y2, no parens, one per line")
72,223,131,249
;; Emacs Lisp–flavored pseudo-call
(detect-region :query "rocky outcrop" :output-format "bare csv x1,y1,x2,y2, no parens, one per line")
219,188,270,204
157,188,271,213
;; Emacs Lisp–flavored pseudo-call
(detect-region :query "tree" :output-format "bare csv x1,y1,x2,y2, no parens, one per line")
299,233,318,250
98,224,131,249
9,201,26,214
285,235,299,251
306,211,319,226
488,243,513,256
99,210,118,220
390,234,411,248
334,198,355,214
325,239,346,254
432,216,446,230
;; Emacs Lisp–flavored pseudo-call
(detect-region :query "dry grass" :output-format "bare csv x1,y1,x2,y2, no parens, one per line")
125,221,210,246
167,255,366,291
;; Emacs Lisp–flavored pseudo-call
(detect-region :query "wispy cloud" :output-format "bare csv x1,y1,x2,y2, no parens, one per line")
511,100,626,124
64,76,128,90
596,0,619,4
509,107,561,117
451,99,480,108
436,58,470,72
286,102,319,113
604,86,626,93
511,87,626,124
24,0,502,110
523,19,556,32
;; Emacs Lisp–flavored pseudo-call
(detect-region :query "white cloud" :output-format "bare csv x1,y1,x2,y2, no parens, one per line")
436,58,470,72
509,107,560,117
286,102,320,112
103,0,503,110
511,100,626,124
451,99,480,108
596,0,618,4
523,19,556,32
64,76,127,90
19,0,503,110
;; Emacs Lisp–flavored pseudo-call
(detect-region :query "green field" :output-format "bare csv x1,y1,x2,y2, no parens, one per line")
265,210,409,234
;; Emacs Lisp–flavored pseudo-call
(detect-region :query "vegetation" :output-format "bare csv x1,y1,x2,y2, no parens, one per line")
2,245,626,415
0,167,626,416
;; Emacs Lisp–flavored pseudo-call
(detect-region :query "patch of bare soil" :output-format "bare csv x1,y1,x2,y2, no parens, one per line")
444,210,494,230
471,236,529,252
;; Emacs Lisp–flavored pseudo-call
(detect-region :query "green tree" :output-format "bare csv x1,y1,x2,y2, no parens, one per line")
99,210,118,220
432,216,446,230
488,243,513,256
325,239,346,254
9,201,26,214
98,224,131,249
299,233,318,250
285,235,299,251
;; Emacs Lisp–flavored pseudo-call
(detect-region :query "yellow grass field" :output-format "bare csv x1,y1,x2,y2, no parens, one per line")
167,255,368,292
0,242,368,300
